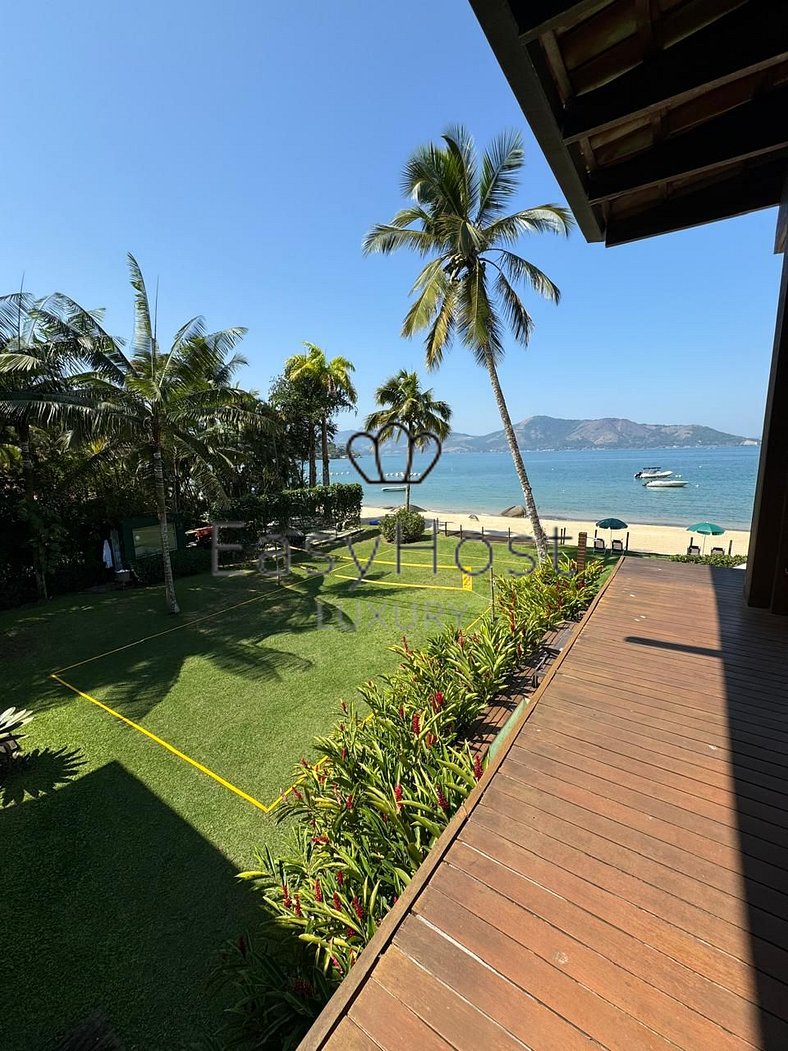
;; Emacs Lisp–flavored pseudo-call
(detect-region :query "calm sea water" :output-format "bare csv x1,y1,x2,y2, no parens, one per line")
332,445,760,530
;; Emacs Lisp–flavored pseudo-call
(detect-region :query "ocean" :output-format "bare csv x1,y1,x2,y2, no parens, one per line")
331,445,760,530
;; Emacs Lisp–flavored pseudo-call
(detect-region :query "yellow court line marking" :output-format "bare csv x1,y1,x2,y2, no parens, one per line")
51,673,273,813
332,572,466,592
54,584,279,675
51,580,492,815
53,566,335,676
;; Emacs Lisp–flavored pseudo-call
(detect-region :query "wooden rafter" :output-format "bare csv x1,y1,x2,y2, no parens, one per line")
587,85,788,204
563,1,788,143
605,158,788,245
511,0,611,44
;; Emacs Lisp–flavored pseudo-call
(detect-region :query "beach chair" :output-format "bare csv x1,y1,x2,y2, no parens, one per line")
687,543,701,556
710,546,725,556
611,538,624,554
593,537,606,553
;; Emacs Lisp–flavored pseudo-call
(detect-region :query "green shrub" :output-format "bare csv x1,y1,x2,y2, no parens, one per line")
670,553,746,568
211,484,363,536
130,546,212,586
379,508,425,544
212,557,604,1048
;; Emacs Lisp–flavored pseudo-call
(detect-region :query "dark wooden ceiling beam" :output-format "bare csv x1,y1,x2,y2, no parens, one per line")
587,86,788,203
563,1,788,143
605,158,788,245
510,1,610,44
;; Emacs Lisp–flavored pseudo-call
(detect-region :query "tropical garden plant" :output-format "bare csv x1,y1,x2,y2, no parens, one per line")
0,706,34,766
379,507,425,544
363,126,572,561
365,369,451,509
213,556,604,1049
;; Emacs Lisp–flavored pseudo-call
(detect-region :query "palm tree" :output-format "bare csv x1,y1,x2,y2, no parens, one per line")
0,290,111,599
363,126,572,562
284,343,356,486
365,369,451,510
77,254,259,613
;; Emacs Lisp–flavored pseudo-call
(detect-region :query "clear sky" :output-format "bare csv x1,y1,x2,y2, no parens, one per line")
2,0,782,439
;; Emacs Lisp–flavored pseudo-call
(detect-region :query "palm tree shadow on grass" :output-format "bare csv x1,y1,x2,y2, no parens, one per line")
38,580,352,722
0,746,85,808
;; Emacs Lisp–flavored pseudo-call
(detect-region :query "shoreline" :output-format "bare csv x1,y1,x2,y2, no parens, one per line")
361,503,750,558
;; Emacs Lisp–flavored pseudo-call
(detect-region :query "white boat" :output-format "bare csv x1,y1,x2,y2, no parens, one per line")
644,478,688,488
634,467,673,479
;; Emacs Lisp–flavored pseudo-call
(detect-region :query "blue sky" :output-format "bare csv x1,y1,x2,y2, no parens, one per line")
2,0,782,439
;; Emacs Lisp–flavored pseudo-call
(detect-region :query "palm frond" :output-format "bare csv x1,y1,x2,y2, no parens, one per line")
493,250,561,303
477,129,523,224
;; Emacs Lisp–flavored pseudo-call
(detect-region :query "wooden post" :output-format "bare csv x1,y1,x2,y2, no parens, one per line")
746,179,788,612
576,531,588,573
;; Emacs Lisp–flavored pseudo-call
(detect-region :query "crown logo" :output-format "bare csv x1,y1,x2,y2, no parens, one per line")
346,422,442,485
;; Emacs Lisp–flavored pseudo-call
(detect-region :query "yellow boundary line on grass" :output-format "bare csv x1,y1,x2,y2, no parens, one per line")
50,673,273,813
49,567,491,815
332,572,467,592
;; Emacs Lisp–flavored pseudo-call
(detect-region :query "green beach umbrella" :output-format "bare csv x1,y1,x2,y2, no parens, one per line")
596,517,628,531
686,521,725,554
595,517,628,547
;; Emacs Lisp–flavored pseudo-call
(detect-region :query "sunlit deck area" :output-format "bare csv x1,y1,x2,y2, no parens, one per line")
301,558,788,1050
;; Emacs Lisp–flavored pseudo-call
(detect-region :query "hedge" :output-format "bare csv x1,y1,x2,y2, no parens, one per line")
130,547,213,586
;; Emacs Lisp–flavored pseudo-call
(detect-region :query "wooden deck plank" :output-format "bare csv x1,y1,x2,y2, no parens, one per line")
301,560,788,1051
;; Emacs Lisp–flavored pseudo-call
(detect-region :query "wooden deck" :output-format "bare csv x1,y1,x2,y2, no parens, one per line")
300,558,788,1051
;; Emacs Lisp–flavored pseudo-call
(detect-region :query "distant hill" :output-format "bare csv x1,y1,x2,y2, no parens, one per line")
335,416,757,453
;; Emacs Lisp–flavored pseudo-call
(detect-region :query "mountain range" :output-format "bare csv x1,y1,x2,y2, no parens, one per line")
336,416,757,453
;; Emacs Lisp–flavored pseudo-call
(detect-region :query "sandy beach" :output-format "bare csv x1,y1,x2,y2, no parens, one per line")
362,504,749,558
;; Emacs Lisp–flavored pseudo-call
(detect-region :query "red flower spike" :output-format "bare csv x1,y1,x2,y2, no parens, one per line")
282,884,291,909
336,869,344,885
294,894,303,918
314,880,323,903
345,925,356,938
394,783,403,809
432,691,444,711
436,786,449,813
411,713,420,735
333,891,342,911
425,732,436,748
473,753,484,781
398,705,405,720
331,956,341,972
292,977,314,998
352,895,364,921
341,747,348,762
291,786,303,802
345,794,353,810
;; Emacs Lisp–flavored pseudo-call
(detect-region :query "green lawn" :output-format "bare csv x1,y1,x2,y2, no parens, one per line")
0,532,494,1050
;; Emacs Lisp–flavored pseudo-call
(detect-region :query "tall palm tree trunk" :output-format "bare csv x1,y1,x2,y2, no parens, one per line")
405,482,411,511
308,428,317,488
152,431,180,614
483,351,548,563
320,416,330,486
16,421,48,601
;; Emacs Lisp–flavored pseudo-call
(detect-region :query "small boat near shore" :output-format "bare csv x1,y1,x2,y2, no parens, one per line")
635,467,673,479
644,478,688,488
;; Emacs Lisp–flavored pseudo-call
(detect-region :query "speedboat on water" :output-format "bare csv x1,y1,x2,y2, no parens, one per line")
644,478,688,488
634,467,673,479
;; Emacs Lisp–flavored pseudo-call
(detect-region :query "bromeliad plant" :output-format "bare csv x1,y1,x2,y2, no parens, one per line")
0,706,33,767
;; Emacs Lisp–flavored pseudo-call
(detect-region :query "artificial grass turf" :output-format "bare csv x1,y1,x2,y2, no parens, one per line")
0,538,490,1050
